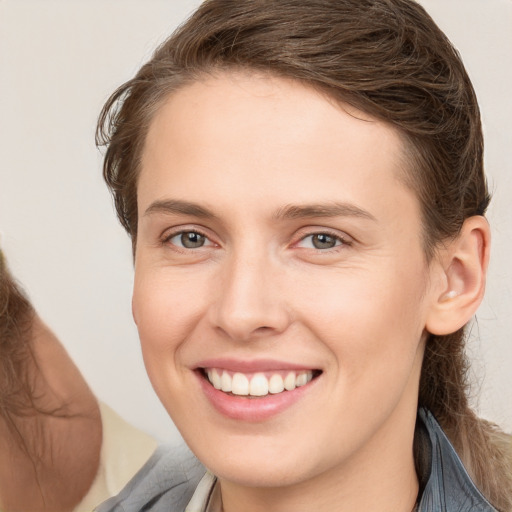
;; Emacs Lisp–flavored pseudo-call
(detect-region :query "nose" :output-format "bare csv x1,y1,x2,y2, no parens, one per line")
211,249,291,342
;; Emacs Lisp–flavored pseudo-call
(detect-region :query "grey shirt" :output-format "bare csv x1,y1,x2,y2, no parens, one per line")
95,408,497,512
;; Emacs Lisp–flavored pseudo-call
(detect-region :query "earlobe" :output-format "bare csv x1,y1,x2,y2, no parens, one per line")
426,216,490,336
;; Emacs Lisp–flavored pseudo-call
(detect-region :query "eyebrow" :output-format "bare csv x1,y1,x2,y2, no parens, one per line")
144,199,376,222
144,199,217,219
272,202,377,222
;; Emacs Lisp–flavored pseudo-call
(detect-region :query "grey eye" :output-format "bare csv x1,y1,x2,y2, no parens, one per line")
170,231,208,248
296,233,343,250
311,233,339,249
181,232,206,248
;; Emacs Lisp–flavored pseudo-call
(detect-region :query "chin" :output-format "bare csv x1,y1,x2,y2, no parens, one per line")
180,428,326,489
207,456,314,488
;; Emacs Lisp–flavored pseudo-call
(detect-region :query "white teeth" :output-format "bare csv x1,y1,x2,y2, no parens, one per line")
249,373,269,396
296,371,312,387
221,371,232,392
206,369,315,396
284,372,296,391
209,369,222,389
268,374,285,394
231,373,249,395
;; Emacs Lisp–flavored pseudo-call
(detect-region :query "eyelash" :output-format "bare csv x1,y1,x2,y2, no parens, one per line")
161,228,214,251
295,231,352,252
161,228,351,253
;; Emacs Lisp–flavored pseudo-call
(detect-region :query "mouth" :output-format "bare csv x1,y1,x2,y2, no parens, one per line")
199,368,322,398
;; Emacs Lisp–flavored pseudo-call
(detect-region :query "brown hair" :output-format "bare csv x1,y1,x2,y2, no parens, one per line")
0,249,38,439
97,0,511,508
0,251,70,446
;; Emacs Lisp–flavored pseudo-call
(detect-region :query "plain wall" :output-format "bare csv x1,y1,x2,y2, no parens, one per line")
0,0,510,443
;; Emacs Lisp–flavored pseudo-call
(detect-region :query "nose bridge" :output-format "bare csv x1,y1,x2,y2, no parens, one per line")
213,241,289,341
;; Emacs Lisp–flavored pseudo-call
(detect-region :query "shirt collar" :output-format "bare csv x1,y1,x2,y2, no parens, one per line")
185,471,220,512
416,407,497,511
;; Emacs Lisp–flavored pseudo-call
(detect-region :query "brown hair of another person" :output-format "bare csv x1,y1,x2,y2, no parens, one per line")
0,251,74,455
0,250,102,511
96,1,512,508
0,249,38,438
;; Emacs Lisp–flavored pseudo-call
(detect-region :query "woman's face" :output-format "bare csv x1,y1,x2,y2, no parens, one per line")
133,73,441,489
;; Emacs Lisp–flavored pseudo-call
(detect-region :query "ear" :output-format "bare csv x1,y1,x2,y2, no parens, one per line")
425,216,490,336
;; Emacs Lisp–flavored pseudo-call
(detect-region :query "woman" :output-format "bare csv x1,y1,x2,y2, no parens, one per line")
96,0,512,511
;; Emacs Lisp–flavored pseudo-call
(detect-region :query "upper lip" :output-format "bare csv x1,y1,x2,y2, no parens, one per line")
194,358,319,373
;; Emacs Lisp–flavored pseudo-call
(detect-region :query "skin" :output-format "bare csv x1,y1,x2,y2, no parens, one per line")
0,317,102,512
132,72,467,512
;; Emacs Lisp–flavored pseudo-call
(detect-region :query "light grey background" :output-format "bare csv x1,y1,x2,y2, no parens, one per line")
0,0,510,443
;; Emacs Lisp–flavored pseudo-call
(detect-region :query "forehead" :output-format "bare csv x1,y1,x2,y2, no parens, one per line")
144,71,395,154
139,72,417,225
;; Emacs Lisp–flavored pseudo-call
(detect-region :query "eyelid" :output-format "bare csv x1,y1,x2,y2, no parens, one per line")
160,225,218,249
293,227,353,250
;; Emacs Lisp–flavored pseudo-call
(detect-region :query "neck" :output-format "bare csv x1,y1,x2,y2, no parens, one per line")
219,399,419,512
0,317,102,512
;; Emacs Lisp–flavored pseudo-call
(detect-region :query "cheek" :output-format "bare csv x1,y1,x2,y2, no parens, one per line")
292,259,429,373
132,271,208,357
131,271,211,416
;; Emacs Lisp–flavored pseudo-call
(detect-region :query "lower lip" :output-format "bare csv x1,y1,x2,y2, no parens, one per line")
196,371,319,422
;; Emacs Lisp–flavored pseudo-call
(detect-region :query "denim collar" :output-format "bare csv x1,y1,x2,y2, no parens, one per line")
416,408,497,511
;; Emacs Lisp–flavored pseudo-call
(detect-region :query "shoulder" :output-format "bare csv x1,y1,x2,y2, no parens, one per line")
76,402,158,510
95,443,205,512
417,408,499,512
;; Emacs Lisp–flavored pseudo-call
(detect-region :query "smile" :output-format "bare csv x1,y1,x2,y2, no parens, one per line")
204,368,316,397
195,361,323,421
